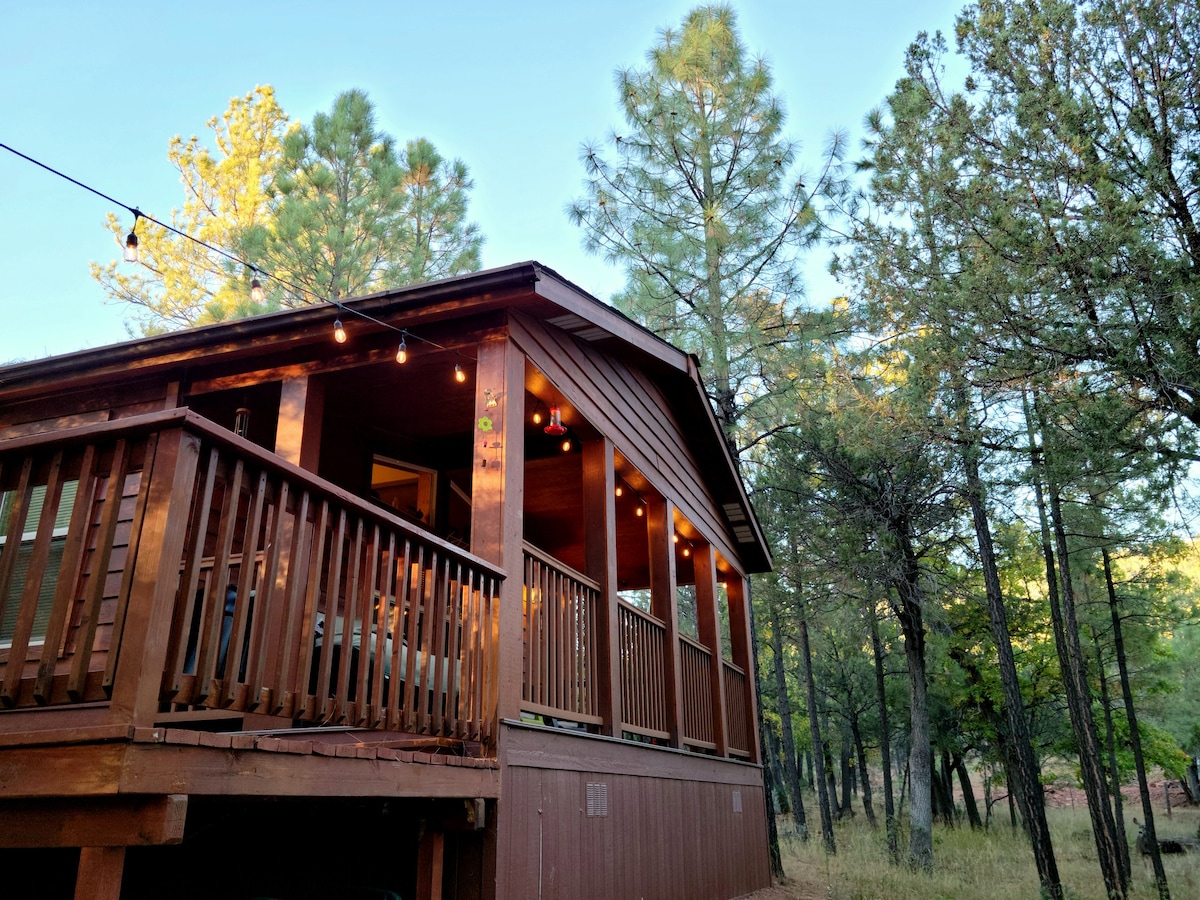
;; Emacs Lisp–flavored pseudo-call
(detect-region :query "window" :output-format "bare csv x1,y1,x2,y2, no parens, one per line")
370,456,437,527
0,480,78,647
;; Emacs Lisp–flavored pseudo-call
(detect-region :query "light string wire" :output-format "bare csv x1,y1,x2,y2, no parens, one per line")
0,141,459,355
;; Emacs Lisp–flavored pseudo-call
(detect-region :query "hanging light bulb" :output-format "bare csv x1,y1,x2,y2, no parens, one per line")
615,484,623,497
673,533,680,544
532,402,543,426
543,405,567,436
395,335,408,364
561,437,572,452
333,317,347,344
250,276,265,303
455,361,466,383
682,543,691,558
635,504,645,518
123,213,140,264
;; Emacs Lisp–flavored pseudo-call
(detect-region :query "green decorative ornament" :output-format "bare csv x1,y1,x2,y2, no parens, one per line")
478,416,494,432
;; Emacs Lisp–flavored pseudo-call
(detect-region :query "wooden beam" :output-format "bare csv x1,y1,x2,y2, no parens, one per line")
117,744,501,799
582,438,620,736
415,829,445,900
647,496,683,748
470,334,526,736
275,374,324,471
693,543,728,757
0,794,187,847
75,846,125,900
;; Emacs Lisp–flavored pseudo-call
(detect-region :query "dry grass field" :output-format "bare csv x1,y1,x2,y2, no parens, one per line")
748,796,1200,900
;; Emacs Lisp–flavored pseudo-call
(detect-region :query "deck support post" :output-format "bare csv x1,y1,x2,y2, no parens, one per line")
416,829,445,900
583,438,620,735
648,496,683,748
275,374,324,472
694,542,728,756
75,846,125,900
725,574,760,763
470,334,526,738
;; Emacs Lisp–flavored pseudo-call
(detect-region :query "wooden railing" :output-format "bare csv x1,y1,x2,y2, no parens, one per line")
723,660,751,757
617,600,669,739
679,636,715,749
0,410,503,743
521,544,600,725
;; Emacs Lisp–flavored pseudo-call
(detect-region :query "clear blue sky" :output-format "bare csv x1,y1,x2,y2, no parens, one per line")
0,0,965,364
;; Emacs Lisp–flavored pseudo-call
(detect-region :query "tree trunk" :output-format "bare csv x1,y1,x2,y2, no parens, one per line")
747,584,785,879
890,548,933,870
1027,393,1126,899
799,610,836,854
1103,545,1170,899
868,603,898,860
1094,633,1131,885
932,757,955,827
960,412,1062,895
767,595,808,839
954,755,983,830
851,718,878,828
840,735,854,817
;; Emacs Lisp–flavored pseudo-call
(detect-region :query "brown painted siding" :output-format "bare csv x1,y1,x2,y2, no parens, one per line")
497,722,770,900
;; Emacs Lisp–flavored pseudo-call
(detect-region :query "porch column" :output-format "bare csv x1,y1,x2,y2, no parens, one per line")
726,574,761,763
274,374,324,471
582,438,620,736
647,496,683,748
694,542,729,756
470,334,526,733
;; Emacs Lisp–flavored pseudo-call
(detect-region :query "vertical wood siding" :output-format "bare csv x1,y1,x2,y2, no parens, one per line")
499,724,770,900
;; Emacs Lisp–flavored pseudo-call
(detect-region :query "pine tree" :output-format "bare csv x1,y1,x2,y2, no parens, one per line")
570,4,831,456
245,90,482,305
89,86,289,333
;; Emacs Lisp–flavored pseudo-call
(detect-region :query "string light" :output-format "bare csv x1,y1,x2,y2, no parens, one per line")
249,271,265,303
532,401,544,426
615,483,623,497
561,436,573,452
123,212,140,263
0,142,481,378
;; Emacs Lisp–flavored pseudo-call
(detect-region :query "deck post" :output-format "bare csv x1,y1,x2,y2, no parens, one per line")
582,438,620,736
75,846,125,900
725,574,760,763
693,542,728,756
470,334,525,737
416,829,445,900
648,496,683,748
107,426,202,726
275,374,324,472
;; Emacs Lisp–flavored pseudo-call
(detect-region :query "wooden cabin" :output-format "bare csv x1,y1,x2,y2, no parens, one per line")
0,262,772,900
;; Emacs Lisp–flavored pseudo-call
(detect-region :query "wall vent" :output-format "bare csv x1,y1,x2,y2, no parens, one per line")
586,782,609,817
732,790,743,814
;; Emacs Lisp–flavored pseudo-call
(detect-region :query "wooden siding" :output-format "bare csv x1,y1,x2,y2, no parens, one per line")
498,722,770,900
508,313,747,576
